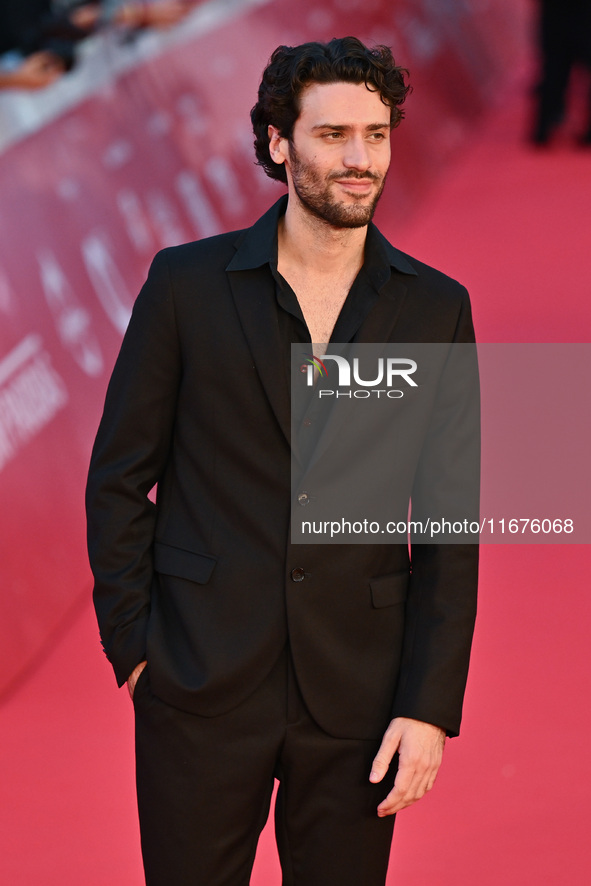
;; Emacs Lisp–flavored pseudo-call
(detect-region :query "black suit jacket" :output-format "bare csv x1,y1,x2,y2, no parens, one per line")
86,196,478,740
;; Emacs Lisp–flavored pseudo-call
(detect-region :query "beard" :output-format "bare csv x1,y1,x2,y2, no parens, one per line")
288,141,387,229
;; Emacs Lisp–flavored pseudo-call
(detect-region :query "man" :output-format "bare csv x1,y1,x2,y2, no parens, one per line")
86,36,478,886
531,0,591,144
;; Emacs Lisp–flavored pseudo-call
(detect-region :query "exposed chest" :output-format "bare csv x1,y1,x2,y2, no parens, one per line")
279,268,359,351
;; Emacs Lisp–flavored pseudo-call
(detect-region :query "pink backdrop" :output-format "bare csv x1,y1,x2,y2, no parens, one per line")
0,0,525,696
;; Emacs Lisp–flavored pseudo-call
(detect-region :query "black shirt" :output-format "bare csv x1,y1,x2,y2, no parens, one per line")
265,201,414,460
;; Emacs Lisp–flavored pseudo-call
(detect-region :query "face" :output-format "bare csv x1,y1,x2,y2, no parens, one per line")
272,81,392,229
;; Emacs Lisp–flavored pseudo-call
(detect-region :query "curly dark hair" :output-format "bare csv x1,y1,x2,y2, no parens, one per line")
251,36,410,184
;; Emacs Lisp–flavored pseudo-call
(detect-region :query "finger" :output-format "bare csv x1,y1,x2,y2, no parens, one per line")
379,762,441,815
377,782,424,816
424,766,440,794
377,765,419,816
377,755,437,816
369,730,401,783
127,660,147,700
377,782,414,816
369,747,395,783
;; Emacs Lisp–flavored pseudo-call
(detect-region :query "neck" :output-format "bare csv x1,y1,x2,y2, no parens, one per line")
278,194,368,276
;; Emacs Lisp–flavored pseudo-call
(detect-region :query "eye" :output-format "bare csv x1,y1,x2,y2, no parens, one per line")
324,131,344,140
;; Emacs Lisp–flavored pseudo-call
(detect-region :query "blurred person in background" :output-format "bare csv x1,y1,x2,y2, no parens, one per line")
66,0,193,33
0,0,194,90
0,0,70,89
531,0,591,145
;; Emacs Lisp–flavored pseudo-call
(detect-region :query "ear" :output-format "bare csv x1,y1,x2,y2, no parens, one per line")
268,125,288,165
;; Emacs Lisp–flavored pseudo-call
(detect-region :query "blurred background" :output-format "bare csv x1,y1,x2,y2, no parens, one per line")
1,1,590,883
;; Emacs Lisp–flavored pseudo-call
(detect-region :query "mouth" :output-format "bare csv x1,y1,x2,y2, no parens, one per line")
333,178,375,195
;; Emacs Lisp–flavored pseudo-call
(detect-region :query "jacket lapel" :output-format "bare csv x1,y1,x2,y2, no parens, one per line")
225,197,296,454
226,266,294,451
356,275,410,344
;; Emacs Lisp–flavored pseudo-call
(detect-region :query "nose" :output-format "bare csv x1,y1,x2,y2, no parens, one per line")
342,135,371,172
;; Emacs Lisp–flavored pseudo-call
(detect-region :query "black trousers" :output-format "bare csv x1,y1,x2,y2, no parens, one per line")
133,649,397,885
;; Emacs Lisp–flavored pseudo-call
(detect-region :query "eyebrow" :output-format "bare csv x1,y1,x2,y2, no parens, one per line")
310,122,391,132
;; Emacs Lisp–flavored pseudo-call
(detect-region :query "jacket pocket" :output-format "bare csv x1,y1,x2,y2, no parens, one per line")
153,541,217,584
370,570,409,608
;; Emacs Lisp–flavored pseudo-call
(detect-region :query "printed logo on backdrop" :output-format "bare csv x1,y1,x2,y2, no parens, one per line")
37,249,104,377
0,336,68,473
80,232,136,336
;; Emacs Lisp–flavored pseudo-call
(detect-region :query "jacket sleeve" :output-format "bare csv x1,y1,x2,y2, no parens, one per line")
85,249,181,686
392,287,480,737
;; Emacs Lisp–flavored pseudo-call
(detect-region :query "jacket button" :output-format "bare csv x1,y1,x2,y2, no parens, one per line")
291,567,306,582
297,492,309,506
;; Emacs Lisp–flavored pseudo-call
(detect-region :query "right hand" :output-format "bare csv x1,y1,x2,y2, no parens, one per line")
127,660,148,700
